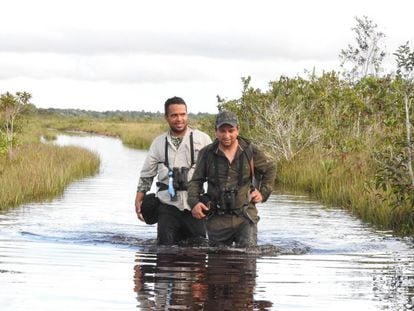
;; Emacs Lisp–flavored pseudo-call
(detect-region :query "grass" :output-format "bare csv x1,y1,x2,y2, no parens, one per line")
0,116,101,209
0,143,100,209
276,147,414,234
38,116,167,149
0,114,166,209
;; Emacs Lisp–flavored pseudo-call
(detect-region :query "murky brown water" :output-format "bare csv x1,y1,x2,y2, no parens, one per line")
1,134,414,310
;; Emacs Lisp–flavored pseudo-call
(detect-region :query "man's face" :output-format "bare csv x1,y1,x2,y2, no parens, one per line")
165,103,188,135
215,124,239,148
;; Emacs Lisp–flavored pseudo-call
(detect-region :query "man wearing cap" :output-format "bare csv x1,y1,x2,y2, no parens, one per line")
135,96,212,245
187,110,276,247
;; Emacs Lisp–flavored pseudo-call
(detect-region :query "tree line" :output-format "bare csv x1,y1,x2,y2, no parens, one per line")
0,101,212,156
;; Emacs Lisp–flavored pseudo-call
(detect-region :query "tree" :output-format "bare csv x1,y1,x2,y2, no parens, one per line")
0,91,32,154
249,98,322,161
339,16,386,83
394,42,414,187
373,43,414,210
218,76,323,161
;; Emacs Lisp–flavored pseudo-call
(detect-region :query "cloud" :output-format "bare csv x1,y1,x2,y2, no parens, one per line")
0,29,339,62
0,52,220,83
0,51,341,87
0,26,342,84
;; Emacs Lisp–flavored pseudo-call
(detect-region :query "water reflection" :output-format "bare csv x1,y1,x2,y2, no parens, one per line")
372,261,414,310
133,250,273,310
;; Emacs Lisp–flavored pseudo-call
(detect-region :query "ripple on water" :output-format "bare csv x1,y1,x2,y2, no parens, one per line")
20,229,310,256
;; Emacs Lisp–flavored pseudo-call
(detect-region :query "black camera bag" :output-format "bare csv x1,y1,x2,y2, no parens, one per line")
141,193,160,225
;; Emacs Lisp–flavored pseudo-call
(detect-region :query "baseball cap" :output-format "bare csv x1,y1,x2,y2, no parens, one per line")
215,110,239,128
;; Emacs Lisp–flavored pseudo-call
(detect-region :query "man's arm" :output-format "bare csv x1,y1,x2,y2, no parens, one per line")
135,191,145,222
134,136,161,221
135,176,154,221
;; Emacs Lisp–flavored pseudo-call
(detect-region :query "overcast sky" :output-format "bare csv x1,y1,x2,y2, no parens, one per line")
1,0,413,113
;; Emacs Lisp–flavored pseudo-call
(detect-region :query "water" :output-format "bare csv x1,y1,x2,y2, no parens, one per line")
1,134,414,310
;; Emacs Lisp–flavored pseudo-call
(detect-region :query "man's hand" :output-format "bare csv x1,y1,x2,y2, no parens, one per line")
249,188,263,203
191,202,209,219
135,192,145,222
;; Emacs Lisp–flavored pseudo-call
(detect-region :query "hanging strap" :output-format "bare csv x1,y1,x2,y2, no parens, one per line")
164,137,169,169
239,146,255,187
164,131,195,169
244,148,255,187
214,152,220,189
190,132,195,166
238,153,244,187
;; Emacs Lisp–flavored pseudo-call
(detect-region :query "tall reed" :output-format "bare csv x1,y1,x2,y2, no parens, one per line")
276,147,410,233
0,143,100,209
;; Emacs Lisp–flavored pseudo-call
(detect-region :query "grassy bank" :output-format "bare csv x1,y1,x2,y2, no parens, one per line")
276,147,414,234
0,143,100,209
0,116,101,209
0,114,168,209
38,116,166,149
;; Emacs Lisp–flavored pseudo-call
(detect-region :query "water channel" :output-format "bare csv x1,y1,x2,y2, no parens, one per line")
1,134,414,310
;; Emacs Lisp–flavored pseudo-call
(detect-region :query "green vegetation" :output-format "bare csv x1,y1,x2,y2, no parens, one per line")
32,111,210,150
37,115,166,149
0,95,100,210
0,91,33,155
0,143,100,209
37,107,211,120
218,74,414,234
215,16,414,234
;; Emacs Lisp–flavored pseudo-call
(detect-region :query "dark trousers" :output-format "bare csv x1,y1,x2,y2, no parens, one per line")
157,203,206,245
206,214,257,247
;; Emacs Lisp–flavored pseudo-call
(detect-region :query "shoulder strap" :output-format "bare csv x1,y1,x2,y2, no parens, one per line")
202,141,218,181
164,131,196,169
239,144,255,186
242,144,255,187
164,137,169,169
190,132,195,166
245,144,254,177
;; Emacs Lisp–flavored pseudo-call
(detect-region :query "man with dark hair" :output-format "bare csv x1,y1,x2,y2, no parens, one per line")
135,96,212,245
188,110,276,247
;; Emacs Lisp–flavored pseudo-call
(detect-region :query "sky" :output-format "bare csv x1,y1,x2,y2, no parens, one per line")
1,0,414,114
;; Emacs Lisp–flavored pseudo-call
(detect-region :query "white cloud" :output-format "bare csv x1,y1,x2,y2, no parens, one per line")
1,0,414,112
0,29,340,62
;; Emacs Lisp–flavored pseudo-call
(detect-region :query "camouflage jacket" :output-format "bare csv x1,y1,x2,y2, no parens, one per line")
187,137,276,220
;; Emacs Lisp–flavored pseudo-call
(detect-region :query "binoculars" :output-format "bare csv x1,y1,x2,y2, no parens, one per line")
172,167,189,191
168,167,190,200
219,188,238,211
